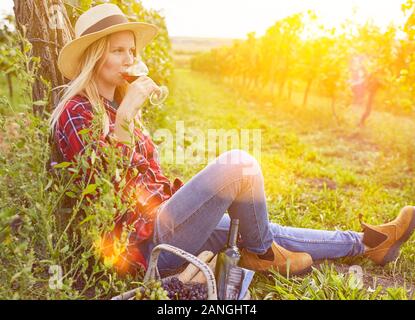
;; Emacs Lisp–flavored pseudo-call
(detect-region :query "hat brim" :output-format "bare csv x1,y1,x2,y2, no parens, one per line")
58,22,159,80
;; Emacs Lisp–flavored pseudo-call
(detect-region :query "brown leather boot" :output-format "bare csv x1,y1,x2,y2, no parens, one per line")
361,206,415,266
238,242,313,276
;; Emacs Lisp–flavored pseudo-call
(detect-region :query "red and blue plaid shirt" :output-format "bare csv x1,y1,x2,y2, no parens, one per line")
54,94,183,274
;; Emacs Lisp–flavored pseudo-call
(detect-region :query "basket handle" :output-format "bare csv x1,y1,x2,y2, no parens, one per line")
111,244,217,300
144,244,217,300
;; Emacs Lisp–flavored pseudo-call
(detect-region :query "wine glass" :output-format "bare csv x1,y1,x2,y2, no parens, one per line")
121,59,169,106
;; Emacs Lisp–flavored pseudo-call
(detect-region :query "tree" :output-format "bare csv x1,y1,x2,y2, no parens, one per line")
351,23,397,126
13,0,74,117
318,35,349,122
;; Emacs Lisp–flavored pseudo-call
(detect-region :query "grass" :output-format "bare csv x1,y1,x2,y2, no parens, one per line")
156,68,415,299
0,65,414,299
0,75,27,115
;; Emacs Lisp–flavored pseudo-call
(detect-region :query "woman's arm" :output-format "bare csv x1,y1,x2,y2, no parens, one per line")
114,75,158,144
56,99,149,172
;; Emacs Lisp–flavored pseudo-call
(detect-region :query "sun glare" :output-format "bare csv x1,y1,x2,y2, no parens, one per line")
140,0,407,38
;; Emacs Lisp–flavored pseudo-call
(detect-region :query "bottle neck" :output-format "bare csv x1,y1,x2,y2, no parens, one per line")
227,219,239,248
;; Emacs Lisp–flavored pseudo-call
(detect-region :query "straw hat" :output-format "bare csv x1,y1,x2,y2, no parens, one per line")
58,3,159,80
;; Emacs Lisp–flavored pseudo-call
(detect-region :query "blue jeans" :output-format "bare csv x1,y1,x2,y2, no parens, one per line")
139,150,365,274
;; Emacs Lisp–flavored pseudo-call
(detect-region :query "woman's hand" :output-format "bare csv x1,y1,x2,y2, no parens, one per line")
114,76,158,143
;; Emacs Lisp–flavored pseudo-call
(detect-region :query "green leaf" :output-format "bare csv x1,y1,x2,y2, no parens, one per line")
5,66,16,74
82,184,97,196
53,162,72,169
65,191,77,199
16,140,25,148
101,178,114,187
10,271,22,283
78,128,90,135
79,215,95,226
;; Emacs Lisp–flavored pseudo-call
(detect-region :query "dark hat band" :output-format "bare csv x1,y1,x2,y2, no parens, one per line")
80,14,129,37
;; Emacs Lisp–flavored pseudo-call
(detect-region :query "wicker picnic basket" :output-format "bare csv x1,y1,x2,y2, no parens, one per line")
111,243,250,300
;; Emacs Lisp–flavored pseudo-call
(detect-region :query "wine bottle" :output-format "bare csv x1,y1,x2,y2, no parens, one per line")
214,218,241,300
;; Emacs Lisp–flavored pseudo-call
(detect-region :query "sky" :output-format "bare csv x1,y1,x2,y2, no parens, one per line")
0,0,409,39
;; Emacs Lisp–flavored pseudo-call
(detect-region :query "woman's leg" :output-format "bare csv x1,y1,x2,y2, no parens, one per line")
199,215,365,261
144,149,365,275
147,149,274,274
203,205,415,266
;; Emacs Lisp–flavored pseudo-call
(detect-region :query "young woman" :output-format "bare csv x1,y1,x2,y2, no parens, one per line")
50,4,415,277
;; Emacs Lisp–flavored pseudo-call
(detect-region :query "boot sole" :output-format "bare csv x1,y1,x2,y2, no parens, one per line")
381,207,415,266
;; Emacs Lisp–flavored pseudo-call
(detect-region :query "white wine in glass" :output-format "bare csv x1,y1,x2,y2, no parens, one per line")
121,59,169,106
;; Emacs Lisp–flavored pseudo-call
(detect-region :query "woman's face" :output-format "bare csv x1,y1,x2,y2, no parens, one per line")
97,30,136,87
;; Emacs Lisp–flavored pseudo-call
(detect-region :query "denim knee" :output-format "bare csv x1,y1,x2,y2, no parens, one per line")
215,149,261,180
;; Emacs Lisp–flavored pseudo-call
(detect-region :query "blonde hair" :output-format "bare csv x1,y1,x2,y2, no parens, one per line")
49,35,129,137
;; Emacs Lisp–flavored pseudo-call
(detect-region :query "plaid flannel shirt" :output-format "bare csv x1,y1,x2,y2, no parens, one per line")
54,94,183,274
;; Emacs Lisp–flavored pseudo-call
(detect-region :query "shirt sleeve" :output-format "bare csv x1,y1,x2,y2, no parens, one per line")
57,99,150,174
